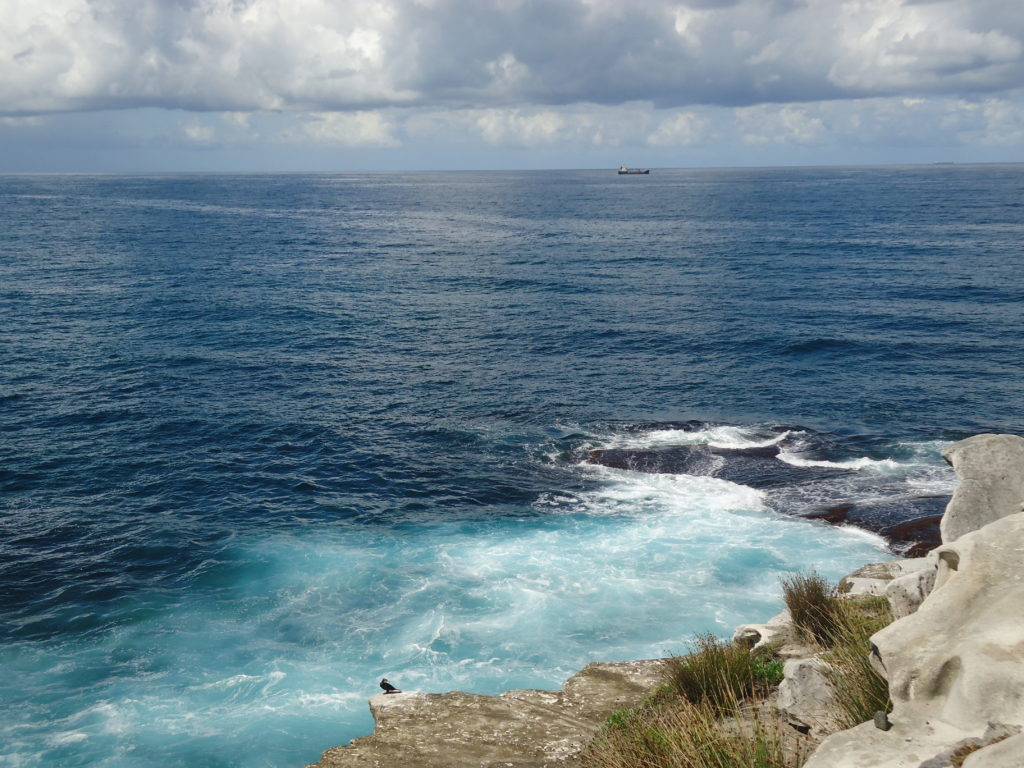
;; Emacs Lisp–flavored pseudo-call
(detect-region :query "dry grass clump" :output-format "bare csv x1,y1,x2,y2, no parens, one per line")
666,634,784,714
781,572,894,728
949,734,1010,767
585,698,805,768
780,572,841,645
821,596,893,728
584,634,800,768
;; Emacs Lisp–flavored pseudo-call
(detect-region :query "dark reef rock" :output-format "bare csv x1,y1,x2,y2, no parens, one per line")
803,499,947,556
587,445,716,475
881,514,944,557
804,504,854,525
587,443,850,490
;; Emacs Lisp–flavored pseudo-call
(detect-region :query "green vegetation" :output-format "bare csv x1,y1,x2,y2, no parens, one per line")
586,697,804,768
666,634,784,713
780,571,841,646
780,574,893,728
582,573,897,768
584,635,804,768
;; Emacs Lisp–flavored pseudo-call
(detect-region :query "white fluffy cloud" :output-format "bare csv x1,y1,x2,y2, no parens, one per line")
1,0,409,114
647,112,706,146
2,0,1022,168
828,0,1023,94
736,105,826,145
2,0,1022,117
293,111,401,147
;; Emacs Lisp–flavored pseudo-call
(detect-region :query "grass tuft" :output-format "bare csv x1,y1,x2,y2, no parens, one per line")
782,572,894,727
586,634,803,768
821,596,893,727
583,572,898,768
780,571,841,645
586,698,806,768
665,634,784,714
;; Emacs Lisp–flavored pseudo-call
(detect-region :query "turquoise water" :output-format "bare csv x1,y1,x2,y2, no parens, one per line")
2,167,1023,767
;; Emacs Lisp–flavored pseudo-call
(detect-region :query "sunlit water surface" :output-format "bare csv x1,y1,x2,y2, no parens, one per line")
2,167,1023,767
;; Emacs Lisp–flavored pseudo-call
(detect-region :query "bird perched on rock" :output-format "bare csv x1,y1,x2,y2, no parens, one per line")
380,678,402,694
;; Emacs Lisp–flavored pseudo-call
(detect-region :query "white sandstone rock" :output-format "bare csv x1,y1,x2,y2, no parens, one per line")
776,656,842,736
731,610,797,654
804,511,1024,768
837,557,937,616
838,561,902,597
941,433,1024,543
884,557,937,619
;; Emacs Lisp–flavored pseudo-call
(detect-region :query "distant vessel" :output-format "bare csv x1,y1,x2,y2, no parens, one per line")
618,166,650,175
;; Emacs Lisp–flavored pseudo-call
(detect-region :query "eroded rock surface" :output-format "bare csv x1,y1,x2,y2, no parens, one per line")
307,660,664,768
941,433,1024,543
803,511,1024,768
732,610,799,655
776,656,842,736
884,559,937,619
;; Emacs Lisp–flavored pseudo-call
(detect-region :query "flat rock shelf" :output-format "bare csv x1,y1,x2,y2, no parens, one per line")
307,660,664,768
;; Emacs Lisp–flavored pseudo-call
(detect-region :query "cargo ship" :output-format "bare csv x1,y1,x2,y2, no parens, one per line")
618,166,650,174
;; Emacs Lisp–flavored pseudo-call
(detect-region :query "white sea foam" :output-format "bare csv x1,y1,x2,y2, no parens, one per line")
907,477,958,495
48,730,89,746
777,452,902,471
6,453,892,768
618,425,795,450
295,692,365,709
575,464,766,516
894,439,952,457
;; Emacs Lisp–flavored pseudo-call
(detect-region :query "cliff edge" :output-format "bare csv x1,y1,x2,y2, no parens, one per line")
307,434,1024,768
803,433,1024,768
308,660,664,768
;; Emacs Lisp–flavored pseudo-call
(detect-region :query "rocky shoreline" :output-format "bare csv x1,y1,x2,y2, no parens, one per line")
307,434,1024,768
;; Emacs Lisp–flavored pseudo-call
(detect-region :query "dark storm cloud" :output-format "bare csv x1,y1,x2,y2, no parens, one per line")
1,0,1022,116
395,0,849,107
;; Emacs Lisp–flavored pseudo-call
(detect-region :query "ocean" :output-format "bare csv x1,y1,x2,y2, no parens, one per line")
1,166,1023,767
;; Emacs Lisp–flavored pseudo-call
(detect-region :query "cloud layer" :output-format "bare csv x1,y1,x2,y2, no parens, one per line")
3,0,1022,116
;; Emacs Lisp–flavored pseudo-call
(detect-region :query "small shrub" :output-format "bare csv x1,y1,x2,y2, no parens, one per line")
605,709,632,730
750,654,785,687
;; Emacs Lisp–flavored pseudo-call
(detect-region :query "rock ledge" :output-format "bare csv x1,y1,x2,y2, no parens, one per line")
307,660,664,768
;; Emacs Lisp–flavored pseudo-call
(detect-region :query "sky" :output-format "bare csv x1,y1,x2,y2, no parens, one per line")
1,0,1023,171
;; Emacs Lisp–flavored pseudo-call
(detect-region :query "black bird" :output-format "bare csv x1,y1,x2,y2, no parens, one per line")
380,678,402,694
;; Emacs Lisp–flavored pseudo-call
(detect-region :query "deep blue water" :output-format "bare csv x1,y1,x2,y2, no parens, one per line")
2,166,1023,767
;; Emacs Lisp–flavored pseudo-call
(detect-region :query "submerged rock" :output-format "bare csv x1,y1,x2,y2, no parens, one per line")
586,443,851,490
804,504,854,525
880,513,944,557
805,499,947,556
586,445,717,475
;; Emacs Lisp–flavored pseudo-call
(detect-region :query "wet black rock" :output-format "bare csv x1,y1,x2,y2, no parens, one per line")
586,446,716,475
802,497,948,556
587,443,851,490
